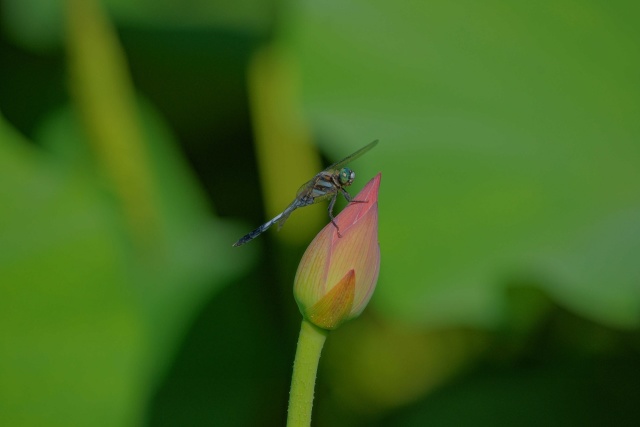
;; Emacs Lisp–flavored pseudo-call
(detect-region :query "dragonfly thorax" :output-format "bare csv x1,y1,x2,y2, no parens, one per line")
338,168,355,186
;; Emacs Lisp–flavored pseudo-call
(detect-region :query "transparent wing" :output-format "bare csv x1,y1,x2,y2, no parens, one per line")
295,177,317,197
323,139,379,172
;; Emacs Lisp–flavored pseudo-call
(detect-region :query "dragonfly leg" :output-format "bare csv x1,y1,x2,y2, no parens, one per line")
340,188,368,204
327,194,343,237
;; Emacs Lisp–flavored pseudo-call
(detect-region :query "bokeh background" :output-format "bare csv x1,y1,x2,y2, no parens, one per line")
1,0,640,426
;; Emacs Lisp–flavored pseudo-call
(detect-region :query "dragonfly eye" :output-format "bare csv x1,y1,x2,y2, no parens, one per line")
339,168,355,185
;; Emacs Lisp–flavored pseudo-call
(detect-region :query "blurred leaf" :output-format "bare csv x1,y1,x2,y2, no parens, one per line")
381,357,640,427
106,0,273,32
282,0,640,328
63,0,253,367
320,318,488,420
0,114,146,426
66,0,166,250
37,96,254,365
2,0,63,51
2,0,272,52
0,91,252,427
0,0,254,425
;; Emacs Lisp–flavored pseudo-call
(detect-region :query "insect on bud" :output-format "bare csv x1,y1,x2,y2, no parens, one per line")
293,173,381,330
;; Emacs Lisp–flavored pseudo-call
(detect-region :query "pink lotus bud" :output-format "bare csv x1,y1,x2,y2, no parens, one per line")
293,174,381,330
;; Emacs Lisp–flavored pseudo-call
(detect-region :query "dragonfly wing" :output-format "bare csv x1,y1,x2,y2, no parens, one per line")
295,177,316,197
276,200,301,230
295,171,340,206
323,139,379,172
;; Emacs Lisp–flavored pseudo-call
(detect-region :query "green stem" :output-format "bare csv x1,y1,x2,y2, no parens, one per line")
287,319,329,427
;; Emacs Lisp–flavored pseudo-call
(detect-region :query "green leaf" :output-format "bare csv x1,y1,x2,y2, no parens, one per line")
0,0,254,424
0,114,146,426
0,99,252,427
2,0,271,52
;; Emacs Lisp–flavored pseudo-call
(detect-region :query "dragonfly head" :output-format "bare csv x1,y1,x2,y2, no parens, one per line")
338,168,356,186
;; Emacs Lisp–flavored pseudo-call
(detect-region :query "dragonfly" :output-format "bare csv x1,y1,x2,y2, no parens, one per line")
233,139,379,247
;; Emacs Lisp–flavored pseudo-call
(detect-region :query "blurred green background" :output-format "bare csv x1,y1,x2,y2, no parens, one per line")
1,0,639,426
